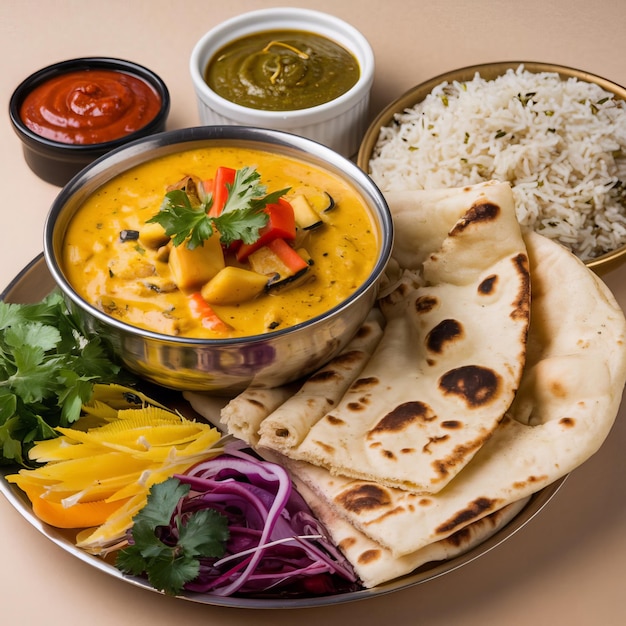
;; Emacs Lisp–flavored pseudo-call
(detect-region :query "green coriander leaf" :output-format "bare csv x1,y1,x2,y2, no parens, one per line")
249,187,291,212
0,391,17,425
5,347,56,404
57,373,95,425
4,322,61,353
213,207,270,246
130,520,170,560
76,338,121,380
221,166,266,213
0,292,66,329
0,291,122,466
0,302,24,330
0,425,23,465
115,541,151,576
147,190,215,249
177,508,229,558
135,478,191,528
116,478,230,595
22,414,59,444
146,166,290,250
147,552,200,597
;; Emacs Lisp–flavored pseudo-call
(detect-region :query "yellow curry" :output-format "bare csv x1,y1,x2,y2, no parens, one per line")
62,146,378,339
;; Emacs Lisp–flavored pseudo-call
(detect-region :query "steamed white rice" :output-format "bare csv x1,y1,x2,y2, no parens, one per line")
369,65,626,261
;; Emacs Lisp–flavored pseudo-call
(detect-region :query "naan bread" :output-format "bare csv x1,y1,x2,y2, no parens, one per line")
282,231,626,557
185,311,384,447
261,181,531,494
295,478,530,589
196,385,298,446
256,310,384,452
383,181,518,271
185,182,626,588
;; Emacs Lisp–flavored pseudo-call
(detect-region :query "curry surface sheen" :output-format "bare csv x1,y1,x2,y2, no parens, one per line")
62,146,378,339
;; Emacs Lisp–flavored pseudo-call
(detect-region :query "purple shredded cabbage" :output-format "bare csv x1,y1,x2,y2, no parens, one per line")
170,443,359,597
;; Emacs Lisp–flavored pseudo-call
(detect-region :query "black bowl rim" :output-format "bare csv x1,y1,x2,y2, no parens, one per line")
43,124,394,347
9,56,171,154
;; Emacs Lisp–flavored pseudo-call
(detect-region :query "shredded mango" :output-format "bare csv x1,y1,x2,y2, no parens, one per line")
6,383,225,554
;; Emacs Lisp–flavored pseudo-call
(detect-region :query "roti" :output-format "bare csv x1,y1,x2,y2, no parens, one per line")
259,181,531,494
280,230,626,557
294,477,530,589
186,182,626,588
184,311,385,447
256,310,384,452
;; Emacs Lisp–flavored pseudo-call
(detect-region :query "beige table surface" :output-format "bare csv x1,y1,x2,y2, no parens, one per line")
1,1,625,624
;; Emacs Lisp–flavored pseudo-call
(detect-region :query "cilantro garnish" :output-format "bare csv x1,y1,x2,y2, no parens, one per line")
116,478,230,596
0,291,121,466
147,166,290,249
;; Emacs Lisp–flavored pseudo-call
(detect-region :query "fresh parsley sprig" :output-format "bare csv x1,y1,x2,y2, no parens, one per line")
0,291,122,466
147,166,290,249
116,478,230,596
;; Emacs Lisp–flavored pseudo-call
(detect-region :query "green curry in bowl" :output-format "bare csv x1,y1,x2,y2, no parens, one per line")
205,29,360,112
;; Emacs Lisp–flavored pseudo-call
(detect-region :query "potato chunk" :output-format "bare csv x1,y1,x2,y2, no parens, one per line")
139,222,169,249
168,235,225,290
201,266,268,305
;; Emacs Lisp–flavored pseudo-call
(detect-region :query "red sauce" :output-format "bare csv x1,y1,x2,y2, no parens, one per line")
19,68,162,145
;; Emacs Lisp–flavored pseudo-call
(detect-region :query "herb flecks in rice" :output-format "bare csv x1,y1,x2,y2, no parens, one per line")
369,65,626,261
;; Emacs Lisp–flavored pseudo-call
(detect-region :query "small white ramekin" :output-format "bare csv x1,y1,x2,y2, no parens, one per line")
189,7,374,158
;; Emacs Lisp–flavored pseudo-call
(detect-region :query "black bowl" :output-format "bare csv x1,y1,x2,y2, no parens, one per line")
9,57,170,186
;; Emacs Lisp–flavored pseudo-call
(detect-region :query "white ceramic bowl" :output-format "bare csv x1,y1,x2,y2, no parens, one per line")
189,8,374,158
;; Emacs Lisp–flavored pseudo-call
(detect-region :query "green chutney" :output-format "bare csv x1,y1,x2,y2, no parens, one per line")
205,30,360,111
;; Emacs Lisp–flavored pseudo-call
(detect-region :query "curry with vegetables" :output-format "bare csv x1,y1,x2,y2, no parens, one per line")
62,146,379,339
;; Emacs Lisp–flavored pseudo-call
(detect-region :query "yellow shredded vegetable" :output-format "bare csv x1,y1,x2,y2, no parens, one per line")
6,383,225,554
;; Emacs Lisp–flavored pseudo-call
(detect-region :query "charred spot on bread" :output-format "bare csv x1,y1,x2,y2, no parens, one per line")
350,376,379,390
426,318,464,353
336,483,393,514
357,549,383,565
450,201,500,235
478,274,498,295
415,294,439,314
511,252,531,321
438,365,501,407
367,401,437,439
436,497,499,534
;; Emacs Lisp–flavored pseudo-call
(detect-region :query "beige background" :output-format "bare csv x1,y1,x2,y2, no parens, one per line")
1,1,625,624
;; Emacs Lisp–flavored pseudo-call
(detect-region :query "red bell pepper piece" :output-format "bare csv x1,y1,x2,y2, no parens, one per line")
236,198,296,262
208,166,236,217
188,292,232,332
267,238,309,274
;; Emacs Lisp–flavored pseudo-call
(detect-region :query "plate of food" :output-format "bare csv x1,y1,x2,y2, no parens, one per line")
1,100,625,608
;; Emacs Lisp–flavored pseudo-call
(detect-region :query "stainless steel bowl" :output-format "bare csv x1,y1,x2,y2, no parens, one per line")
43,126,393,394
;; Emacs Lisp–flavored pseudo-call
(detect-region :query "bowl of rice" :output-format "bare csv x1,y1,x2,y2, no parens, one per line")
358,62,626,274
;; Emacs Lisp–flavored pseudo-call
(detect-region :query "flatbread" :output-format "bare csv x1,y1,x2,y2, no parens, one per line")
189,385,298,446
383,181,517,271
261,181,531,494
294,478,530,589
256,309,384,452
184,311,384,447
185,183,626,587
282,231,626,557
